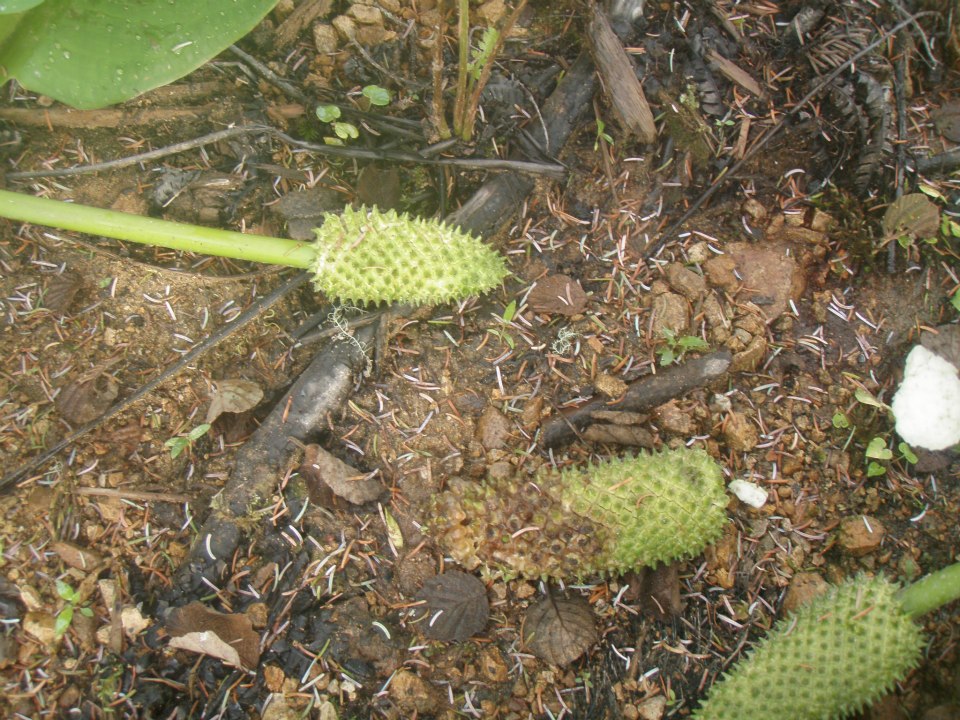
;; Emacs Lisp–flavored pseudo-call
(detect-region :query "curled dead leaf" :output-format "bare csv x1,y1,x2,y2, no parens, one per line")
205,378,263,424
299,444,382,506
166,601,260,670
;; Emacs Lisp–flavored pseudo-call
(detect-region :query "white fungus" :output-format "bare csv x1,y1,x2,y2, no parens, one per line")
728,479,768,508
891,345,960,451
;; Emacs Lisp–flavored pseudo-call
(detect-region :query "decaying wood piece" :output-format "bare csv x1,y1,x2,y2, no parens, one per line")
170,325,375,597
587,5,656,144
541,350,732,448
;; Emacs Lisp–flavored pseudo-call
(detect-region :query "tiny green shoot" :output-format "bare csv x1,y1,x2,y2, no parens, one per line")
594,118,614,150
656,329,710,366
164,423,211,459
55,579,94,639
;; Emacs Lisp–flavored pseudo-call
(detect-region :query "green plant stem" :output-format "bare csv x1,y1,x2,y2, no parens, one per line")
0,189,317,268
898,561,960,619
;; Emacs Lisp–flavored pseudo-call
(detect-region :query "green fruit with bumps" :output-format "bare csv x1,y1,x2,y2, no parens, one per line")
432,447,728,580
311,205,508,305
693,574,927,720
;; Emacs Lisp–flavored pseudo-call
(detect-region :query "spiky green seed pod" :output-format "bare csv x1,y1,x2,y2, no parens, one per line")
693,574,926,720
311,205,508,305
432,448,728,580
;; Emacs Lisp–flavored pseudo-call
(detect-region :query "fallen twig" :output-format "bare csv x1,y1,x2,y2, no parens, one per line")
541,350,733,448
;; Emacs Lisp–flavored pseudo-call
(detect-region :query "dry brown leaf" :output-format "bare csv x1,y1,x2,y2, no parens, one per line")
881,193,941,242
51,541,103,571
299,444,382,506
522,596,597,666
413,571,489,642
166,601,260,670
205,379,263,424
528,275,587,316
56,375,119,425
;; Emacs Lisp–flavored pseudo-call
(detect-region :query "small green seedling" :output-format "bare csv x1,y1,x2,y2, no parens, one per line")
594,118,614,150
164,423,211,460
315,85,392,145
656,328,710,366
693,563,960,719
865,436,917,477
55,579,94,639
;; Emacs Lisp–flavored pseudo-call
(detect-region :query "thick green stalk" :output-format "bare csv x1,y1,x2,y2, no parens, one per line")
0,189,317,268
898,561,960,619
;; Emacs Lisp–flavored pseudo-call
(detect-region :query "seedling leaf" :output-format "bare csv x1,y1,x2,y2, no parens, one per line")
362,84,391,106
865,437,893,460
55,605,73,638
854,387,888,410
315,104,341,122
898,442,918,464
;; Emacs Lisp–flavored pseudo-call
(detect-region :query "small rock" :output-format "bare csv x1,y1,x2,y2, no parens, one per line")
725,242,805,321
703,255,739,291
838,516,886,557
476,0,507,24
595,372,628,398
654,400,697,435
741,198,767,222
723,411,758,451
651,292,690,335
348,4,383,24
808,208,835,232
528,275,588,316
637,695,668,720
332,14,357,40
731,334,767,372
783,572,829,613
389,670,439,715
313,23,339,54
686,241,711,264
356,25,396,45
477,406,512,450
478,646,509,683
23,611,57,647
665,263,707,301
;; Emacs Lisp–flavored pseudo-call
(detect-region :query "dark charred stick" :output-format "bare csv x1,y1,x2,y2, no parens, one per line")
541,350,732,448
169,323,376,598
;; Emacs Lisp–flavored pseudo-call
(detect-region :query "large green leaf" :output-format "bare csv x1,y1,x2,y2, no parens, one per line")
0,1,45,13
0,0,278,109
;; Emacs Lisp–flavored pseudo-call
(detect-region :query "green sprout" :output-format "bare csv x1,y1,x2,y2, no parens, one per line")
594,118,614,150
315,85,392,145
164,423,211,460
55,579,94,639
656,328,710,366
